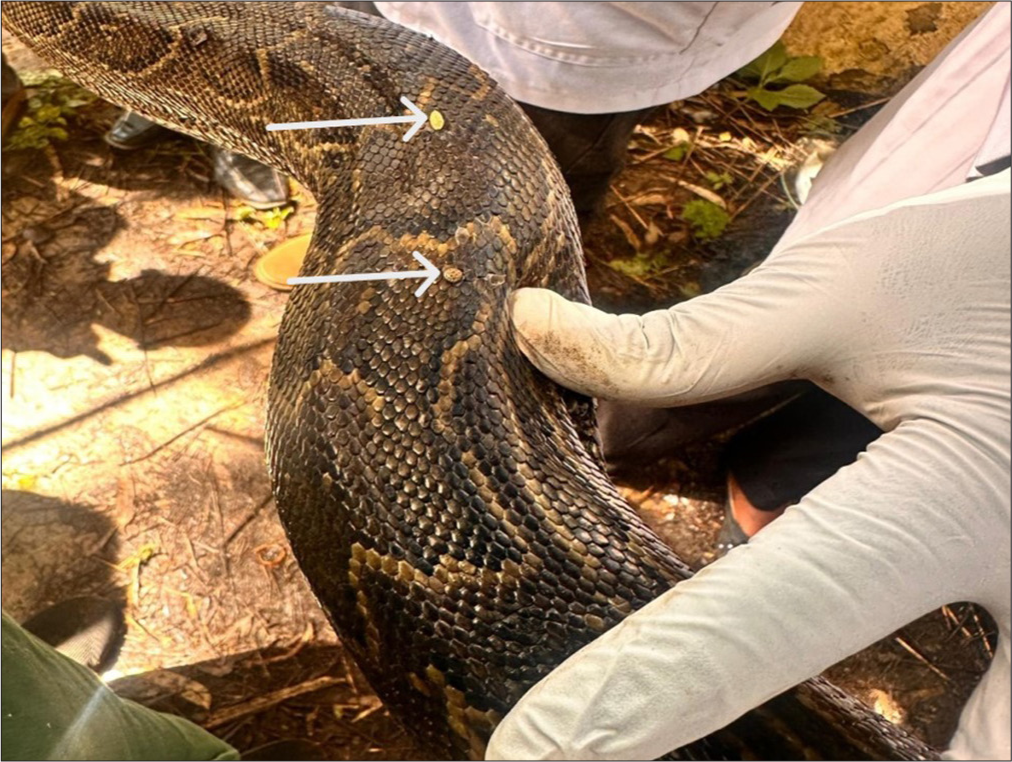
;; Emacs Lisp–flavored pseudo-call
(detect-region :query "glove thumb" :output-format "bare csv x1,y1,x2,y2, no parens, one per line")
510,277,822,405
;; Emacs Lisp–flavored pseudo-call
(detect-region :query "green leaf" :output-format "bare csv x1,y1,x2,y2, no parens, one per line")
736,41,788,84
607,250,669,278
802,113,843,136
35,104,63,122
746,85,783,112
770,83,826,109
262,207,292,229
770,55,823,84
747,83,825,111
663,143,689,161
704,170,733,190
681,199,730,240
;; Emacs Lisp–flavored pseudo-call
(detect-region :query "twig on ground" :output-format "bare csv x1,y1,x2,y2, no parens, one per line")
142,320,231,349
207,456,240,603
610,185,651,231
8,350,16,399
632,144,681,165
206,676,345,729
728,170,785,222
259,622,318,665
121,400,247,465
970,608,995,659
682,125,704,165
127,281,156,391
895,636,949,682
94,287,125,320
4,335,277,453
224,494,273,546
143,268,200,325
827,97,890,119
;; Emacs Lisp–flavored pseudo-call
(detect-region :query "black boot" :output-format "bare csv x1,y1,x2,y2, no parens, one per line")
211,147,289,210
104,110,168,150
21,596,126,674
518,103,656,221
107,111,289,209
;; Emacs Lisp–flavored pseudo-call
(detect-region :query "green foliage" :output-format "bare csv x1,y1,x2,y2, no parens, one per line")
237,204,294,229
736,42,826,112
681,199,730,240
704,170,733,190
663,142,690,161
748,83,825,111
260,206,293,230
6,71,95,151
607,250,668,279
662,129,695,162
774,55,824,85
802,112,843,137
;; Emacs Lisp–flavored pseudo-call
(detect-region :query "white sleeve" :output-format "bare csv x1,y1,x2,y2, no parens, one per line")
502,173,1010,760
487,420,1010,760
375,2,801,113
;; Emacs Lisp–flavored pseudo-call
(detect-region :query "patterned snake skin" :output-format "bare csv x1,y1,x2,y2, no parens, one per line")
3,4,934,759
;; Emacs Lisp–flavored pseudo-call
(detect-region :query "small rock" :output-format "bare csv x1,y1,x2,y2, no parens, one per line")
22,225,53,244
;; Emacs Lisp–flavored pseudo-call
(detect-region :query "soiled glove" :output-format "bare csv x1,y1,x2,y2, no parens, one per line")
487,171,1011,760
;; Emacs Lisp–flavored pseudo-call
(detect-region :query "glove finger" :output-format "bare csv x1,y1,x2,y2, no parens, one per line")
509,287,642,399
486,420,1008,760
510,273,821,405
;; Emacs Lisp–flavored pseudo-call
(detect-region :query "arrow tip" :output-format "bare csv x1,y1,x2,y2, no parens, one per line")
400,96,427,142
412,251,441,297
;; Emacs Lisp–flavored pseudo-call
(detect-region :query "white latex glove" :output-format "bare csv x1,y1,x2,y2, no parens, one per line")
487,172,1011,760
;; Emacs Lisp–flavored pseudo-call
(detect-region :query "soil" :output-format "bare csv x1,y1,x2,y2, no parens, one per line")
1,5,998,760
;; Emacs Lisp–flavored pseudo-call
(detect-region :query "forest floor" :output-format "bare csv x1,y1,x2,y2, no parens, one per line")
1,5,997,758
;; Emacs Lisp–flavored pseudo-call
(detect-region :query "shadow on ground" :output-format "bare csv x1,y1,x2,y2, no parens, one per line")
1,489,124,620
2,168,251,364
112,643,427,760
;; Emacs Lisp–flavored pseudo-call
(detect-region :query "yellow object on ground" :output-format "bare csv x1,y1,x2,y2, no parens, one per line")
253,233,312,291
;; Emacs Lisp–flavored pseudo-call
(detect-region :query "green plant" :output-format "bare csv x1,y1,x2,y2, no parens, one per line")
704,170,733,190
681,199,730,240
735,41,825,112
238,204,294,230
607,250,667,279
662,127,694,162
663,142,690,161
6,71,95,151
801,111,843,137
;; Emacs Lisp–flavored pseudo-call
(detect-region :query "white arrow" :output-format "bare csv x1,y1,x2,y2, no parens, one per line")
287,251,441,298
266,96,428,142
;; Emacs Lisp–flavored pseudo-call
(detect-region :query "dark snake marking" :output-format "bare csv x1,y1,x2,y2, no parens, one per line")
3,3,934,759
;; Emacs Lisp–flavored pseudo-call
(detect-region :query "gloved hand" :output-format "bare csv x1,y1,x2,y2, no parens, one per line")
486,171,1011,761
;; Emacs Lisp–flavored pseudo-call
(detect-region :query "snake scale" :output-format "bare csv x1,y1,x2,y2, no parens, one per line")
4,4,934,759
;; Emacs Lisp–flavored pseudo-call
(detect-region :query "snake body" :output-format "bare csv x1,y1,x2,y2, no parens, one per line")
4,4,933,759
